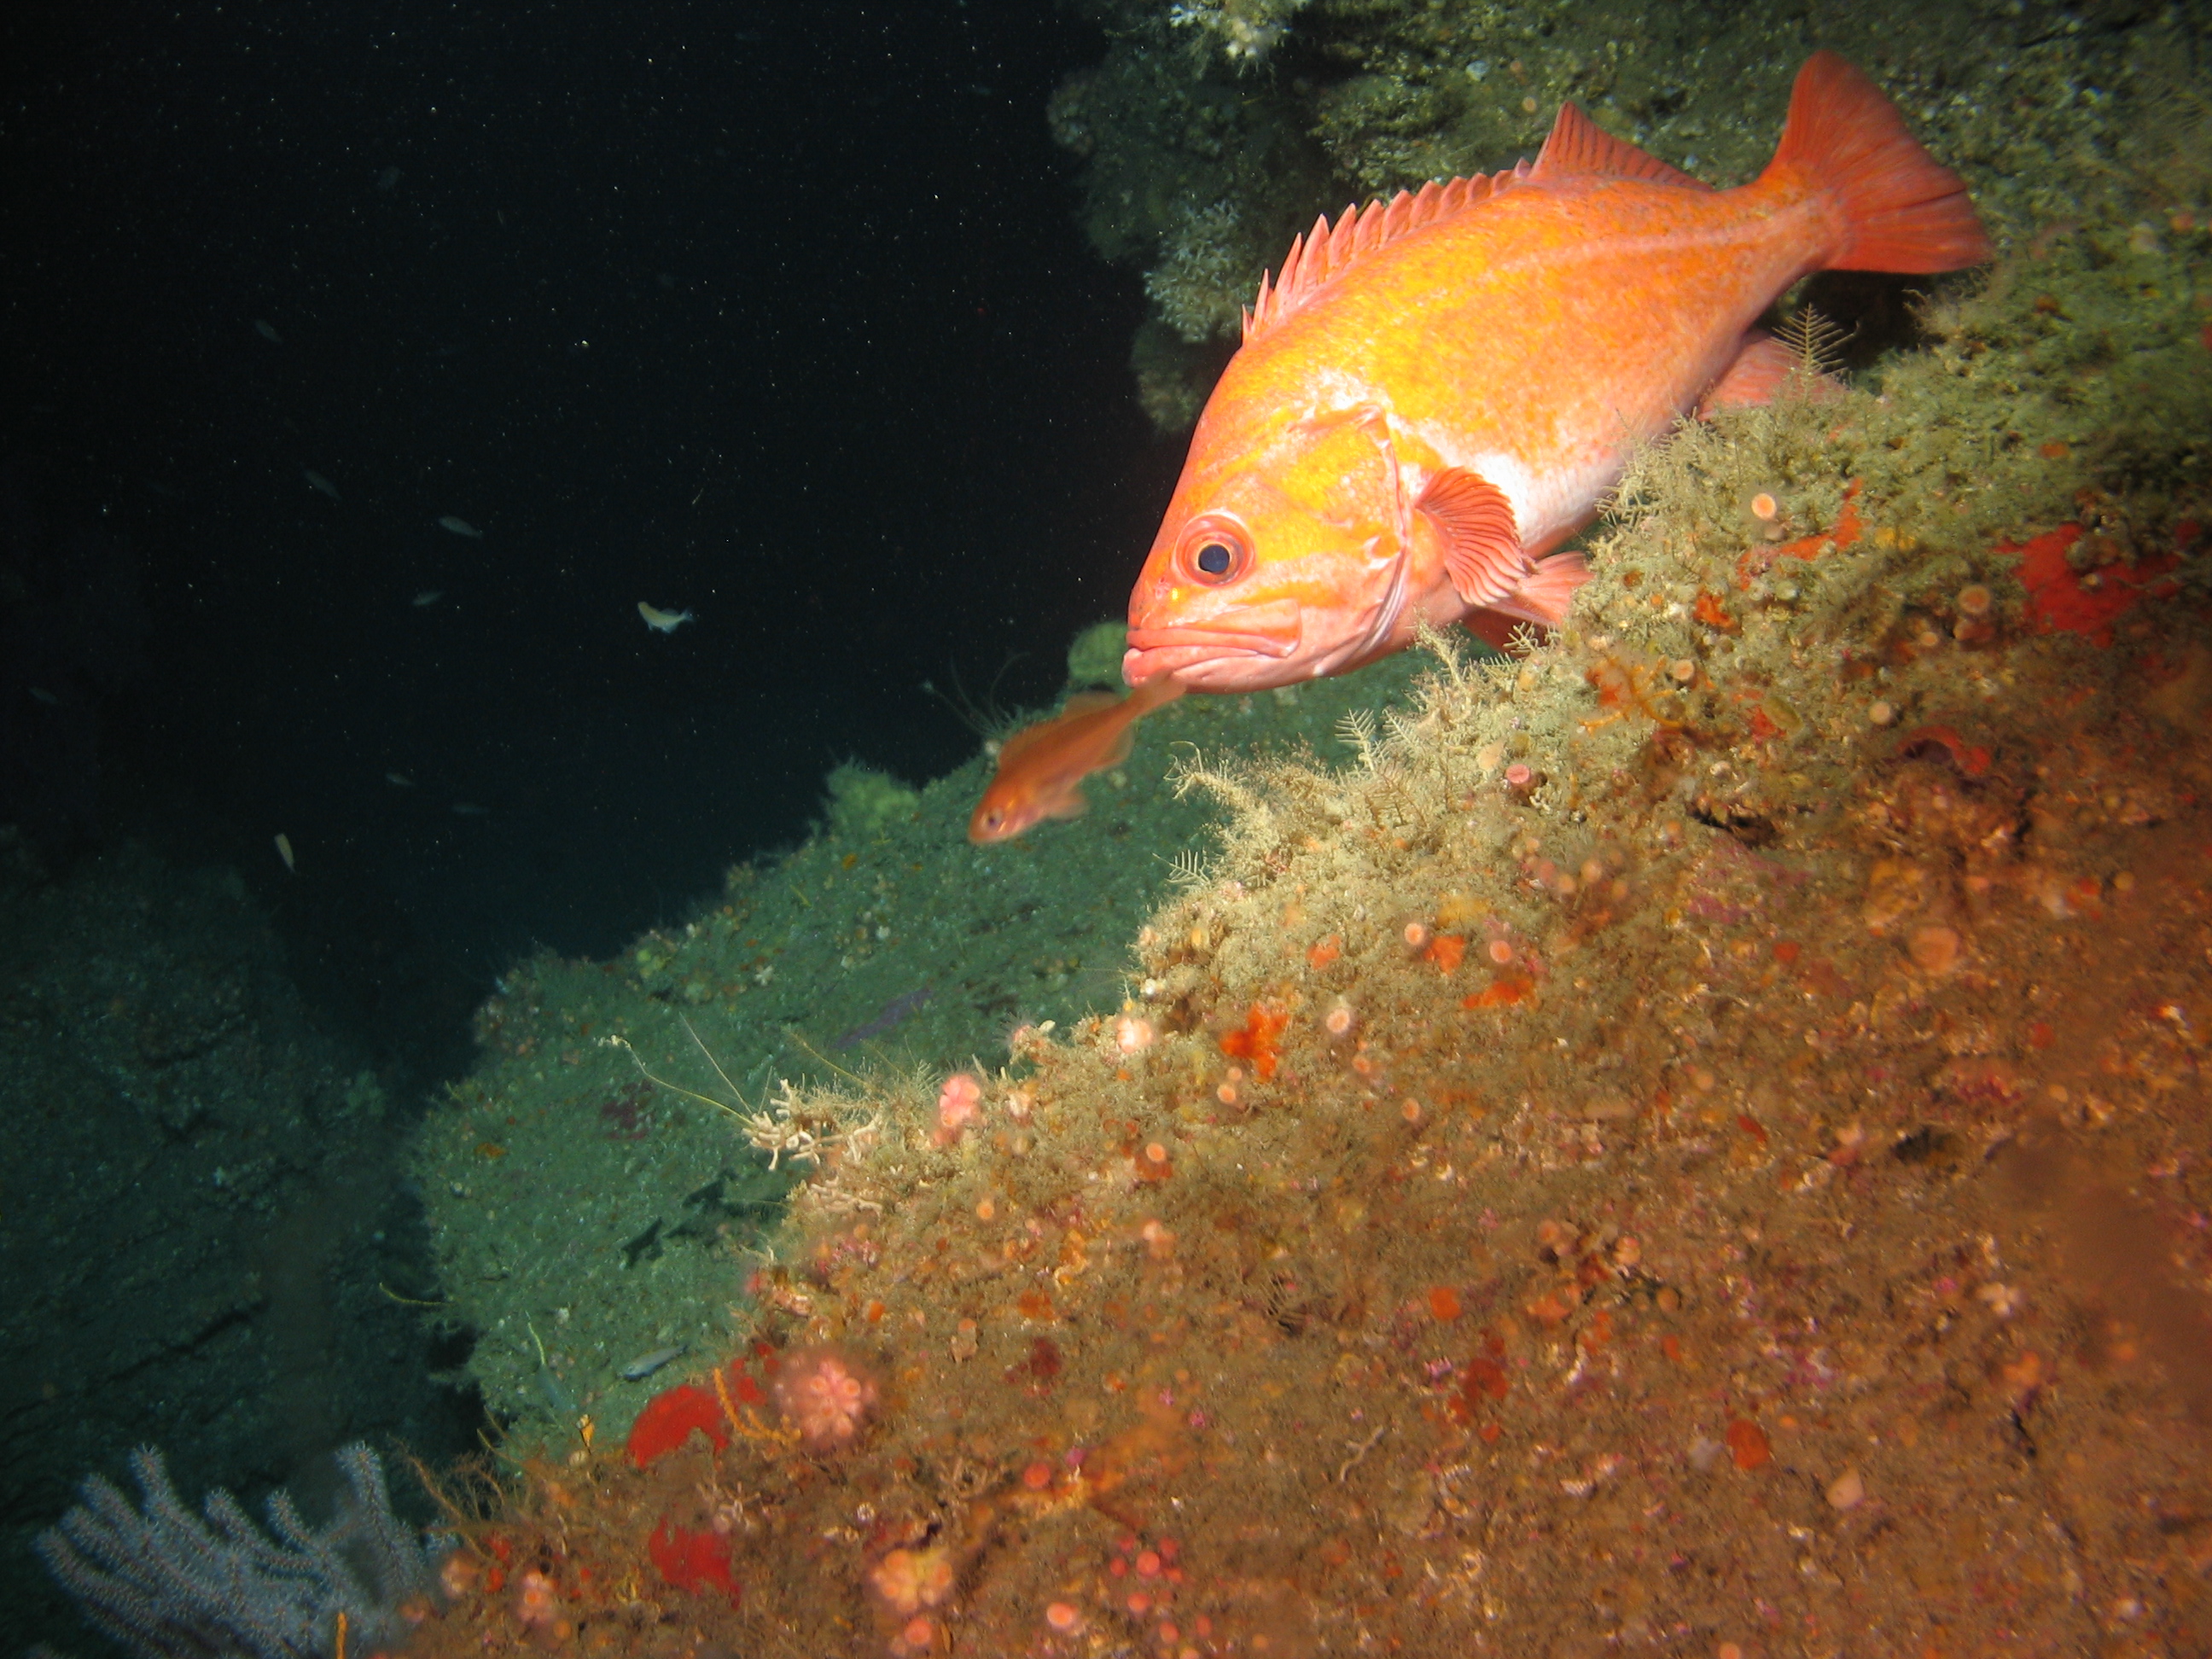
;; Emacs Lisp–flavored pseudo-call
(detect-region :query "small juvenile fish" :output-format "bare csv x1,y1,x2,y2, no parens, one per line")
835,986,934,1050
969,676,1185,843
254,320,282,343
619,1345,685,1382
451,802,489,817
1124,54,1989,691
637,601,695,632
386,771,415,788
438,515,482,538
273,832,295,873
303,469,340,500
28,686,61,707
412,590,444,607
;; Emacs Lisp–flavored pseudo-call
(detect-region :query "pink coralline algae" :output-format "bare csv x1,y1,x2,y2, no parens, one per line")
934,1071,984,1145
773,1348,878,1451
1115,1014,1157,1053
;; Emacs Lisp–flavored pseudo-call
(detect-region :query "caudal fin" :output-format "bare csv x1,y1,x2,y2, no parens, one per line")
1762,52,1990,273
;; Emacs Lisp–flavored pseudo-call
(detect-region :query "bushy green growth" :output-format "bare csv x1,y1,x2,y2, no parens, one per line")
821,762,922,838
1063,619,1131,689
1144,199,1266,343
340,1068,390,1121
1164,0,1313,69
1045,3,1332,426
1127,317,1228,434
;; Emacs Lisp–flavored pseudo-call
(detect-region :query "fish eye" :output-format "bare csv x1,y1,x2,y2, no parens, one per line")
1177,515,1251,586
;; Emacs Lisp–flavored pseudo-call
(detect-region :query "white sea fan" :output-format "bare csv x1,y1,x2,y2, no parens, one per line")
38,1443,445,1659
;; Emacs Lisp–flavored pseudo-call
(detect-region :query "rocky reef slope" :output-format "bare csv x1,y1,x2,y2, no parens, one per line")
391,117,2212,1657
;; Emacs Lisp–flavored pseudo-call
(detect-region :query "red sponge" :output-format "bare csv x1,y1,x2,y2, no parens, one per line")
625,1382,730,1468
648,1517,741,1604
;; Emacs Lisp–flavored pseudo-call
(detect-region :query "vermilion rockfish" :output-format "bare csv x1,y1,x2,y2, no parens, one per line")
1123,53,1990,692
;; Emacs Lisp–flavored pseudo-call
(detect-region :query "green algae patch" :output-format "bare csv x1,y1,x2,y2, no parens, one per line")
1062,619,1132,690
412,652,1440,1453
822,763,923,839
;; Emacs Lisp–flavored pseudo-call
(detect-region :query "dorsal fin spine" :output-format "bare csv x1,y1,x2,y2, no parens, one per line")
1243,170,1507,341
1272,239,1298,319
1286,222,1317,297
1351,201,1379,257
1325,207,1354,276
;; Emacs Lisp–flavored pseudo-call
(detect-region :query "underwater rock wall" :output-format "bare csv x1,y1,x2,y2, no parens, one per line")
0,836,469,1654
392,57,2212,1657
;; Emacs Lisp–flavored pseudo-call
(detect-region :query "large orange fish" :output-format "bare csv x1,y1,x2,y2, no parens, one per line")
968,676,1186,843
1123,53,1989,692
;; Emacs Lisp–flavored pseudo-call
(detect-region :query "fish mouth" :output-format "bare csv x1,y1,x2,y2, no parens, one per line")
1124,609,1302,690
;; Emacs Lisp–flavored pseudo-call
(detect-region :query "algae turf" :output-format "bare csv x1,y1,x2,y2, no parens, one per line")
395,119,2212,1659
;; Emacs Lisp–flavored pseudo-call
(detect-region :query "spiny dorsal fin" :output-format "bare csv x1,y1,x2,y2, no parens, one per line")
996,690,1121,767
1060,690,1125,719
1532,102,1708,189
1241,108,1705,342
1243,170,1518,341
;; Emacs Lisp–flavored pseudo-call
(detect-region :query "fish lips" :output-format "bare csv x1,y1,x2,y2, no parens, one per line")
1124,603,1304,691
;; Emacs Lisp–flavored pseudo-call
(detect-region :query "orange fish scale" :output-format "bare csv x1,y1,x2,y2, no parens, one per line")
1237,175,1830,509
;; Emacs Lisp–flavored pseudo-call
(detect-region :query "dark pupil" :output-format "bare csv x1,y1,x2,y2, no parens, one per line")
1196,542,1233,576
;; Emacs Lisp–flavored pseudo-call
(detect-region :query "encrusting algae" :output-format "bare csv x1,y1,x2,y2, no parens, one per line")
381,37,2212,1659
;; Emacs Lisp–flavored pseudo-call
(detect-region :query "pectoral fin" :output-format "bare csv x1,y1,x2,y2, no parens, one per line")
1039,785,1090,823
1415,468,1524,608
